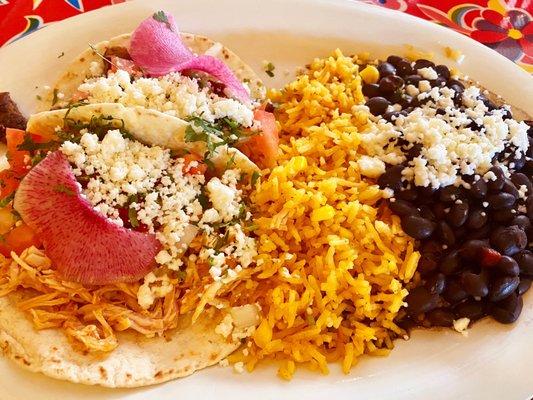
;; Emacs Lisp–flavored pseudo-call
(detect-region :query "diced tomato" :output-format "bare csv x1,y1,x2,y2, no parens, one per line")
3,223,41,255
182,153,208,175
71,90,89,102
109,56,143,77
6,128,29,175
238,110,279,168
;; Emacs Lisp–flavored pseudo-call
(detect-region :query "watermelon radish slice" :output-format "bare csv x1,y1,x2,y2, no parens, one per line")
129,11,251,103
13,151,161,285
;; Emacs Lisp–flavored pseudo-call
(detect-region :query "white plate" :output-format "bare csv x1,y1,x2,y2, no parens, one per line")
0,1,532,399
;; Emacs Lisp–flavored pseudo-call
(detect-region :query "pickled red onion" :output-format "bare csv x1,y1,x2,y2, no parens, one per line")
130,11,251,103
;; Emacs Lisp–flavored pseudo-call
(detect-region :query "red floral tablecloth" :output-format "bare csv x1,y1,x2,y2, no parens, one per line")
0,0,531,72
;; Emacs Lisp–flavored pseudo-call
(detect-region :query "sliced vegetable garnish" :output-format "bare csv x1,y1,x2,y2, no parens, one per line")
129,11,193,76
129,11,250,103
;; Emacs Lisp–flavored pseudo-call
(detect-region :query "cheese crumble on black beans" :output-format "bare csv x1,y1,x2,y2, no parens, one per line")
357,55,532,329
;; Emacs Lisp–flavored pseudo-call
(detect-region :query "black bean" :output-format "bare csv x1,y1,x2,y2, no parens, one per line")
487,192,516,210
378,165,404,191
526,195,533,219
437,221,456,246
489,276,520,302
469,178,487,199
490,226,527,256
517,278,531,295
495,255,520,276
418,205,436,221
396,188,418,202
461,272,489,298
426,308,455,327
399,95,413,108
366,96,391,116
466,208,488,230
510,215,531,231
433,203,450,221
418,256,438,275
413,59,435,70
455,300,486,320
448,202,469,227
492,208,517,224
469,224,492,240
490,293,523,324
416,186,436,201
502,179,520,198
439,186,463,203
430,77,447,87
511,173,532,194
389,199,419,217
379,75,404,94
523,158,533,175
377,62,396,77
405,75,422,86
510,154,526,171
401,215,436,240
383,111,402,123
421,239,445,256
487,167,505,191
439,250,461,274
396,60,413,77
434,65,451,80
386,55,403,66
405,286,441,316
459,239,488,260
425,272,446,295
447,79,465,89
443,278,468,305
515,250,533,276
362,83,380,98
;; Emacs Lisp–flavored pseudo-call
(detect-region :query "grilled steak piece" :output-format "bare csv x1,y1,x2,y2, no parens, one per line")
0,92,27,141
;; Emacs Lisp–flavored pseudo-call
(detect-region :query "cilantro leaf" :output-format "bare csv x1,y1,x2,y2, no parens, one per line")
153,11,172,30
17,134,55,152
251,171,260,186
128,207,140,228
51,88,59,106
264,62,275,77
0,193,15,208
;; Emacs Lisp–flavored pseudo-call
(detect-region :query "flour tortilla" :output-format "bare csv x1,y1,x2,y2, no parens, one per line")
40,33,265,111
27,103,259,175
0,292,257,387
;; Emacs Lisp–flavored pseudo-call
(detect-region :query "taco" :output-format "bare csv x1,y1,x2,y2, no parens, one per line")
40,11,276,169
0,73,264,385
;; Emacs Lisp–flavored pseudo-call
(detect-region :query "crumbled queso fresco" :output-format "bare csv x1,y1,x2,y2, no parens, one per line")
358,71,529,189
60,129,257,309
77,69,254,127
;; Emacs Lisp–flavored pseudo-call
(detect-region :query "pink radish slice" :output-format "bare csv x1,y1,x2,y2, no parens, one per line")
130,11,194,76
175,55,251,103
13,151,161,285
129,11,250,103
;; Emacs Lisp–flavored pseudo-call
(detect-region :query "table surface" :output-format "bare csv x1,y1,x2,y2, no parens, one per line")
0,0,532,72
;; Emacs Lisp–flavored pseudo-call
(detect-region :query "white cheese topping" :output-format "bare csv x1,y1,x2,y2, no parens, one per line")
359,85,530,188
77,69,254,126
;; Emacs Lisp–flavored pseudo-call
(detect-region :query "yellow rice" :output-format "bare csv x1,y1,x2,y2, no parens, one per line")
226,49,420,378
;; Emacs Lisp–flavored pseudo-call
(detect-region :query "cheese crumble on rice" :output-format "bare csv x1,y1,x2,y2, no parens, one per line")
222,50,420,379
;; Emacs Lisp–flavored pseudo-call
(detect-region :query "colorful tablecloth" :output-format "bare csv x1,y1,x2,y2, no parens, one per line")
0,0,531,72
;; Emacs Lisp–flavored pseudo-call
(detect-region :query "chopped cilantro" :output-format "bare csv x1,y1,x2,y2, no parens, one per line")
53,184,75,196
0,193,15,208
17,134,55,152
57,51,65,58
214,230,230,251
60,111,132,143
36,94,42,101
251,171,260,186
264,62,275,77
152,10,172,30
128,207,140,228
225,153,236,169
197,187,210,209
51,88,59,106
